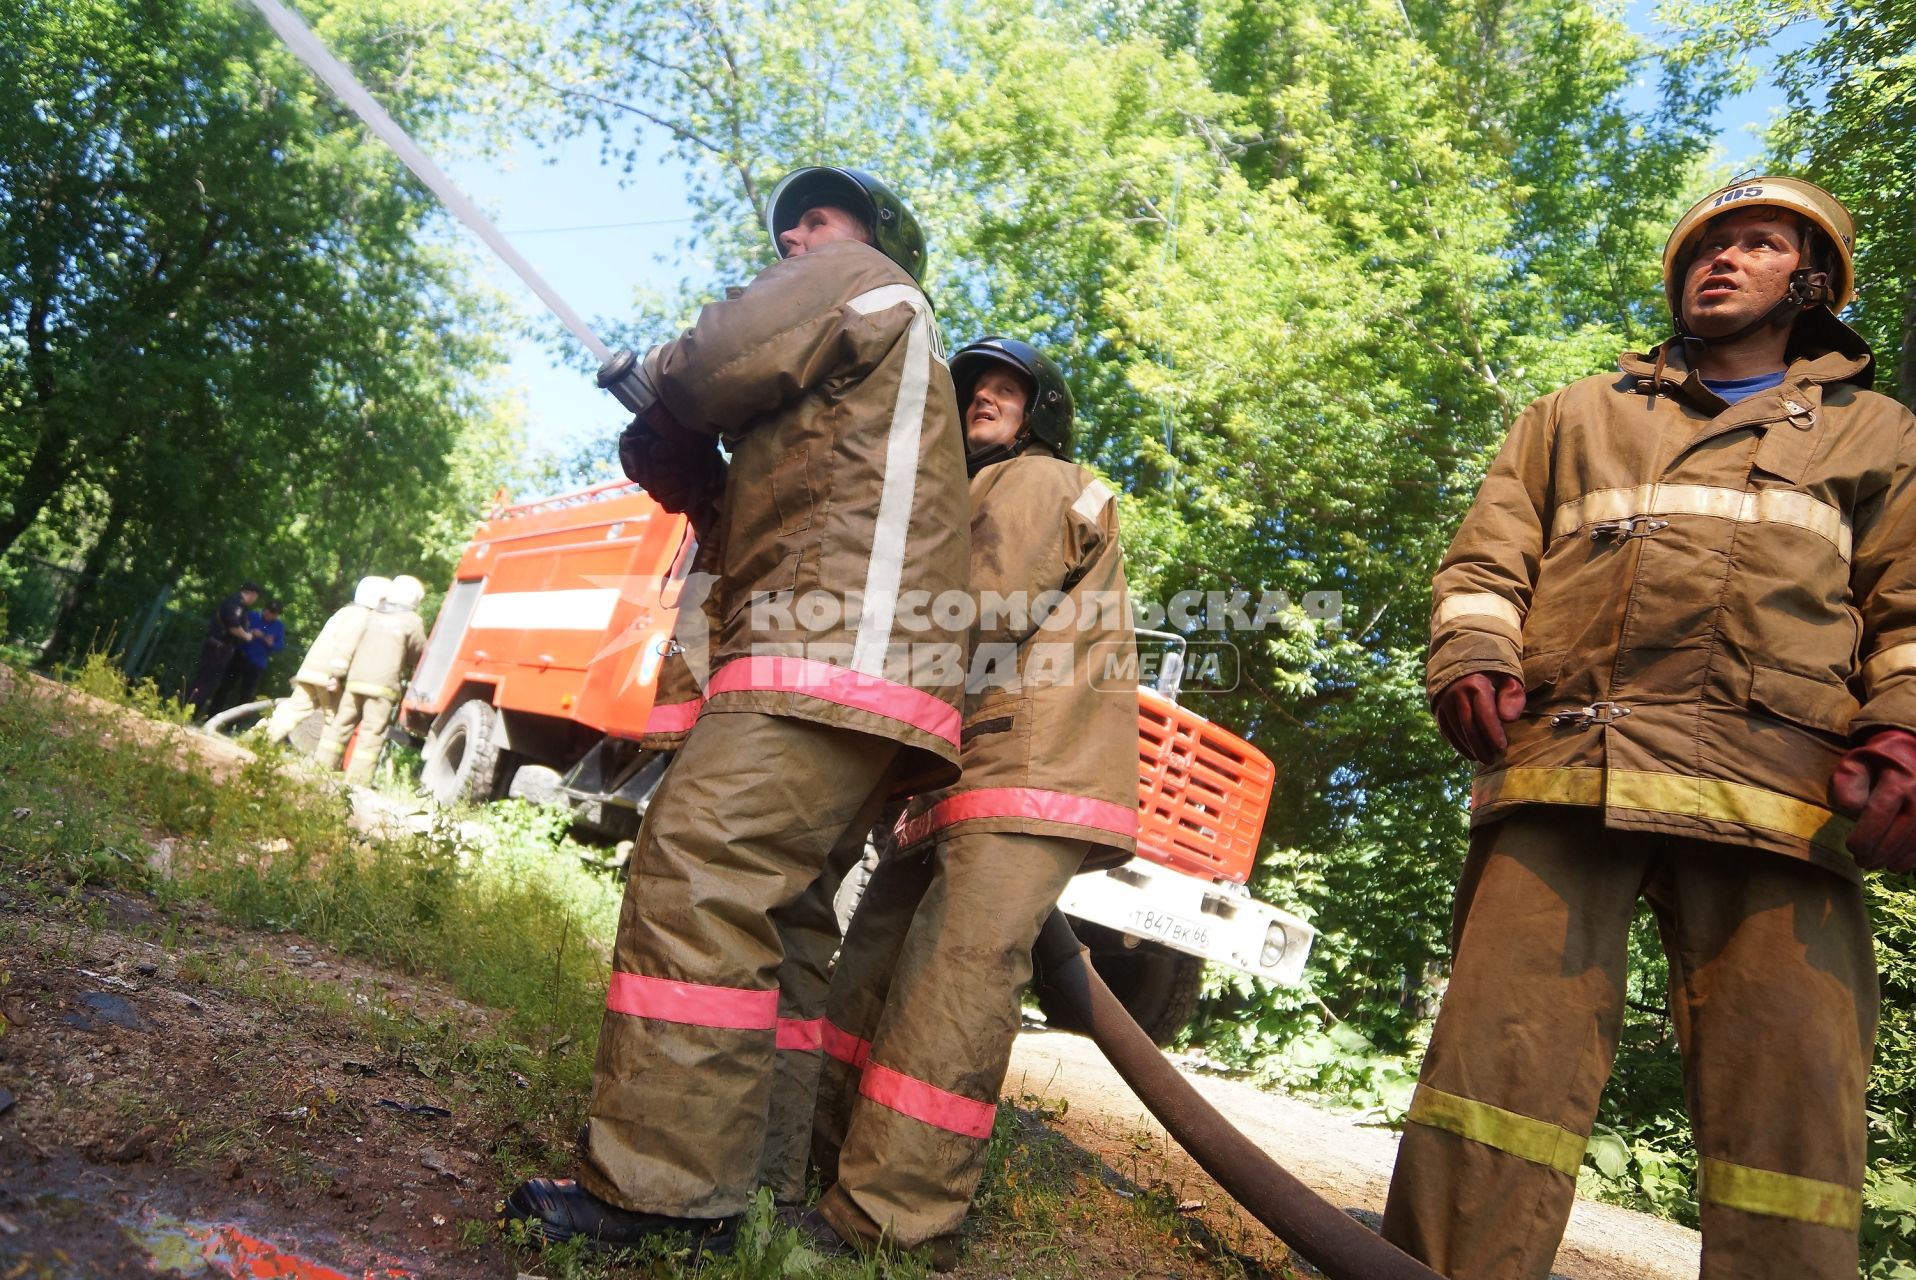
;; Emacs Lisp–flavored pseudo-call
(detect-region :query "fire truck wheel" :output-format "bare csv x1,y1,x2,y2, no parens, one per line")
1034,924,1205,1048
421,699,512,807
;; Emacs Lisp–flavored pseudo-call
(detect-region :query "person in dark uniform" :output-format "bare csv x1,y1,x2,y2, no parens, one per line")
186,582,260,718
213,598,284,715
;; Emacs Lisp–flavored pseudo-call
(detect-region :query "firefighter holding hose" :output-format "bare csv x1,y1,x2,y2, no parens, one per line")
791,337,1137,1269
1389,177,1916,1278
316,573,427,782
506,166,970,1252
263,575,389,750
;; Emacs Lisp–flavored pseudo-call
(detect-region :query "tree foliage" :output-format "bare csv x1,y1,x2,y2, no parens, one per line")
0,0,534,652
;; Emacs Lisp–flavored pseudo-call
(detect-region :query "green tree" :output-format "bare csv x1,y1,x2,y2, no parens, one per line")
0,0,531,662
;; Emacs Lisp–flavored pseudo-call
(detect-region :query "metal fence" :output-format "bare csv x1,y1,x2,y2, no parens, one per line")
0,553,227,699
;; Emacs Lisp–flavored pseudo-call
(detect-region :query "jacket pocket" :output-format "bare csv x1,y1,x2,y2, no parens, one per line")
724,551,802,628
1521,649,1566,692
772,445,815,536
1749,664,1859,736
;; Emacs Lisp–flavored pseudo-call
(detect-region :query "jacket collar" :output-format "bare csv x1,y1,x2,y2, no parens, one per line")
1619,311,1875,411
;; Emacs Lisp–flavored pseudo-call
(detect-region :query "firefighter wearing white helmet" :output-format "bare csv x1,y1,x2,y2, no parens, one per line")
316,574,427,782
508,165,969,1254
794,336,1136,1269
263,576,388,750
1388,176,1916,1278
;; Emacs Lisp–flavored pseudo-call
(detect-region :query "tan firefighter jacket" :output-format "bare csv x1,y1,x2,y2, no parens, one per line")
895,453,1138,870
294,603,372,687
1430,333,1916,882
652,240,970,790
343,605,428,704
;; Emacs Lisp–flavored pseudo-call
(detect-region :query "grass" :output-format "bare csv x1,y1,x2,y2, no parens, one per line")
2,659,1277,1279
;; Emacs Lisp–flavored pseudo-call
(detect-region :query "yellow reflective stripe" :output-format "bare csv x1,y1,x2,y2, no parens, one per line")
1864,642,1916,697
1550,483,1851,560
1606,769,1852,855
344,681,400,700
1406,1085,1586,1176
1698,1157,1862,1230
1482,765,1851,853
1474,766,1603,810
1433,592,1523,630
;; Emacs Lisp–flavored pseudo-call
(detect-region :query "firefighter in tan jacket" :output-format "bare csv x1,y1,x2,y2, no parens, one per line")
1385,178,1916,1279
794,337,1137,1267
316,575,428,782
263,575,388,748
507,166,970,1253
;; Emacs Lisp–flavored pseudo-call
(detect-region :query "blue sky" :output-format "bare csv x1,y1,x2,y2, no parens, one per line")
436,8,1815,471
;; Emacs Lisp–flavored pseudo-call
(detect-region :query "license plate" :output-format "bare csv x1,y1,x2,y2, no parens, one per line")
1122,906,1213,953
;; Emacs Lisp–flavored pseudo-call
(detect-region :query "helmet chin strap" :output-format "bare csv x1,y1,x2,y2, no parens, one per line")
1677,267,1834,351
965,428,1032,476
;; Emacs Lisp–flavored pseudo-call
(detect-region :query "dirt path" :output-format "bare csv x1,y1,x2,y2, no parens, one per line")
1007,1029,1701,1280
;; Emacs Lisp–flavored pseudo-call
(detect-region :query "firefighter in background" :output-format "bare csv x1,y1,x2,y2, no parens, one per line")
263,576,389,749
316,574,427,782
795,338,1137,1268
506,165,970,1252
1386,178,1916,1279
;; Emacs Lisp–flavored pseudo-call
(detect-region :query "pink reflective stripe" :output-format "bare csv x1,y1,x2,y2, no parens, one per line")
705,656,960,747
605,970,777,1031
644,698,702,734
776,1017,824,1051
860,1063,997,1140
821,1021,871,1069
896,787,1141,847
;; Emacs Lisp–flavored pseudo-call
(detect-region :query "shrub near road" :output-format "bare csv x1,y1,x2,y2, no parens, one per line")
0,667,1292,1278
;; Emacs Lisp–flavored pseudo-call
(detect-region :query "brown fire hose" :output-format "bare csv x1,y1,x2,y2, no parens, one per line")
1034,911,1443,1280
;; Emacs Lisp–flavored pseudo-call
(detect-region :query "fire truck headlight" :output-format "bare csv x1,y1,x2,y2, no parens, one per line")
1260,922,1290,969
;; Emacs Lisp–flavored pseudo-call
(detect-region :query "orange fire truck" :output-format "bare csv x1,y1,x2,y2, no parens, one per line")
399,480,1315,1042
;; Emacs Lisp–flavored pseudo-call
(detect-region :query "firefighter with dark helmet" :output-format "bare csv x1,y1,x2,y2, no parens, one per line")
506,166,970,1253
792,337,1137,1268
1387,176,1916,1278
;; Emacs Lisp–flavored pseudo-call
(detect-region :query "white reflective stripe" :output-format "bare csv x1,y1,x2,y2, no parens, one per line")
1865,642,1916,696
1434,592,1523,630
1071,479,1114,523
845,284,935,676
470,588,621,631
1550,484,1852,560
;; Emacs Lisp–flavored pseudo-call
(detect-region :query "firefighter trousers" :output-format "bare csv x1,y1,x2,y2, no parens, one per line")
264,680,340,747
581,710,900,1218
759,825,870,1205
316,691,391,780
811,830,1087,1248
1381,809,1876,1280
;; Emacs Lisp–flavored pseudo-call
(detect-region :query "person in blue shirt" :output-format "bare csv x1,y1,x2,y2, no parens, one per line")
214,599,284,714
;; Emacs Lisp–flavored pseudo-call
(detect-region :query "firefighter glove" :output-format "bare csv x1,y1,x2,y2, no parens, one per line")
1832,728,1916,873
1434,672,1526,765
619,407,726,515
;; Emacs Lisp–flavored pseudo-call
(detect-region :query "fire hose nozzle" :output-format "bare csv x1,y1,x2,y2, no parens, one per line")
597,349,653,415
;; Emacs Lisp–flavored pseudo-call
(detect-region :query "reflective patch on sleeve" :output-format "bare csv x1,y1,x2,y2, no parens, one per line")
1699,1157,1862,1230
1863,642,1916,697
1432,592,1523,630
1406,1084,1586,1176
1071,479,1114,523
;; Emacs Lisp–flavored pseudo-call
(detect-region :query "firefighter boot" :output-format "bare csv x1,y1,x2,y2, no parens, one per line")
505,1178,737,1255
